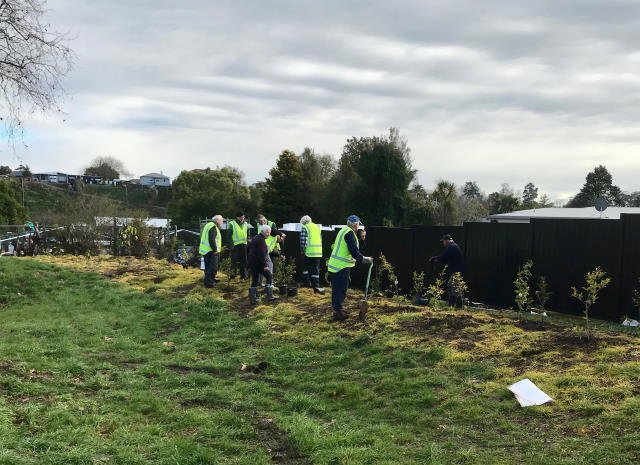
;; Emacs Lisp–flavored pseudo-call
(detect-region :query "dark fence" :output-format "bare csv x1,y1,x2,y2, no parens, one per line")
228,215,640,321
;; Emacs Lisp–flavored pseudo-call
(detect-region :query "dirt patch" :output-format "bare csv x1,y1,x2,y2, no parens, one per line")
254,417,312,464
516,320,552,332
173,283,198,296
155,324,182,338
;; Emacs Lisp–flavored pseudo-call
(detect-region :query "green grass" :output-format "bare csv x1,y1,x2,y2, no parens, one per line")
1,257,640,464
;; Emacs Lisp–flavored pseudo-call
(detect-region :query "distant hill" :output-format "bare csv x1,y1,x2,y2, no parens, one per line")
21,181,171,222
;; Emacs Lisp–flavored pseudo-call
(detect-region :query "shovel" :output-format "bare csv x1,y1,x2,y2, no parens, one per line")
358,261,374,321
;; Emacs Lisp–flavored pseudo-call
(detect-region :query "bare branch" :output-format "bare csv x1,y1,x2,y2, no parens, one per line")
0,0,74,141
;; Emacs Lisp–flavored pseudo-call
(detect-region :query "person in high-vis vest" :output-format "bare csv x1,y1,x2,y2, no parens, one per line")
228,212,252,279
257,214,286,275
199,215,223,288
299,215,324,294
327,215,373,322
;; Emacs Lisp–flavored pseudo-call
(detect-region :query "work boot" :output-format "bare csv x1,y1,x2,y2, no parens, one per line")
249,287,258,305
330,310,348,322
265,285,278,302
311,277,325,295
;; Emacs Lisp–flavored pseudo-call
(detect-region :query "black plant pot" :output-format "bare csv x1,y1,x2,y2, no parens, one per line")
412,294,429,306
287,286,298,297
278,285,288,296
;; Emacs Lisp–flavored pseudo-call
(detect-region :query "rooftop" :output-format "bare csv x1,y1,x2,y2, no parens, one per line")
487,207,640,222
141,172,169,178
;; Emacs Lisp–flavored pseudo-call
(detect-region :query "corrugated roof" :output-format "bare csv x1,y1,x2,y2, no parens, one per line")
487,207,640,221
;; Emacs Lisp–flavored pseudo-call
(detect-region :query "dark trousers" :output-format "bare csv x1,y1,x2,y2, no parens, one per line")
203,252,219,287
251,266,273,287
302,256,321,287
232,244,248,279
331,267,351,312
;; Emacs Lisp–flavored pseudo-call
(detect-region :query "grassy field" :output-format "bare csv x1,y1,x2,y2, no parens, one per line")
1,256,639,464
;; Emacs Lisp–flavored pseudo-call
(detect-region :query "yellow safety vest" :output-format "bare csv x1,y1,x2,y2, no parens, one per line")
199,222,221,255
303,222,322,258
327,226,358,273
229,220,249,246
265,235,280,253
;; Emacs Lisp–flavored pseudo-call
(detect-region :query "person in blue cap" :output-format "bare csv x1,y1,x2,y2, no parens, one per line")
327,215,373,322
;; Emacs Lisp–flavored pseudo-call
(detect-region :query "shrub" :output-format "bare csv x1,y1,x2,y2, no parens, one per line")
450,272,468,309
119,219,152,258
535,276,552,321
426,265,447,308
378,253,399,296
274,255,296,286
571,267,611,339
412,271,426,297
514,260,533,320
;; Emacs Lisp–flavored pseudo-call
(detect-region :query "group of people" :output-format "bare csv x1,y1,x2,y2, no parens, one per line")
198,212,374,322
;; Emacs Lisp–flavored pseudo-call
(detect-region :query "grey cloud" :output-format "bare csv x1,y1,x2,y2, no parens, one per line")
24,0,640,198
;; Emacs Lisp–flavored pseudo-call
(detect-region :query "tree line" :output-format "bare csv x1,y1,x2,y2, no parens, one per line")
166,128,639,228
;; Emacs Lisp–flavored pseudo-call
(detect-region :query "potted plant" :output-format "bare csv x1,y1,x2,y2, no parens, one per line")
283,258,298,297
274,255,288,297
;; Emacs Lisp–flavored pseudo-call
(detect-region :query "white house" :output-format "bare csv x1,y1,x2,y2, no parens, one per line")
486,207,640,223
140,172,171,187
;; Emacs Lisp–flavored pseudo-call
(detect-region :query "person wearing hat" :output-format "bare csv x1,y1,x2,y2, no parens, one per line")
228,212,252,279
429,234,466,306
199,215,224,288
327,215,373,322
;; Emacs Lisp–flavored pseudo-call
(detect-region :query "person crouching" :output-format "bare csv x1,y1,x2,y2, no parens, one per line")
247,224,278,305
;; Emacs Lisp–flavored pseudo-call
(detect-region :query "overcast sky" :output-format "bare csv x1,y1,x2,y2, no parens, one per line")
6,0,640,202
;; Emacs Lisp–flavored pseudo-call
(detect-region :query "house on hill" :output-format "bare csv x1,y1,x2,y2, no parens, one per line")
140,172,171,187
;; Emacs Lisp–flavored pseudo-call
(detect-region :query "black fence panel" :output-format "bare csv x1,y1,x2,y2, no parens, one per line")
411,226,466,289
464,222,533,307
364,226,415,293
531,219,623,320
619,214,640,318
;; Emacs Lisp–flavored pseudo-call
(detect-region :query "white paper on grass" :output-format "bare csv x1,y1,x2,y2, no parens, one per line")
508,379,553,407
622,318,639,327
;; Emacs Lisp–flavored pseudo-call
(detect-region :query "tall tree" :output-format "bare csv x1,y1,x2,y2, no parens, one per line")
0,0,74,138
462,181,482,200
332,128,416,225
167,166,251,227
84,156,130,180
402,184,434,226
522,182,539,209
430,180,459,226
566,165,625,207
299,147,336,221
263,150,306,223
0,179,26,223
0,165,11,175
487,184,521,214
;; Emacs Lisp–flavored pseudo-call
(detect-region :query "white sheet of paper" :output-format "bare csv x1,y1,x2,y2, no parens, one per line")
508,378,553,407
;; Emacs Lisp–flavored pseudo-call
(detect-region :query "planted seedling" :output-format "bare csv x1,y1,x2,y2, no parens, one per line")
514,260,533,320
571,266,611,340
450,272,468,309
534,276,552,323
426,265,447,308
